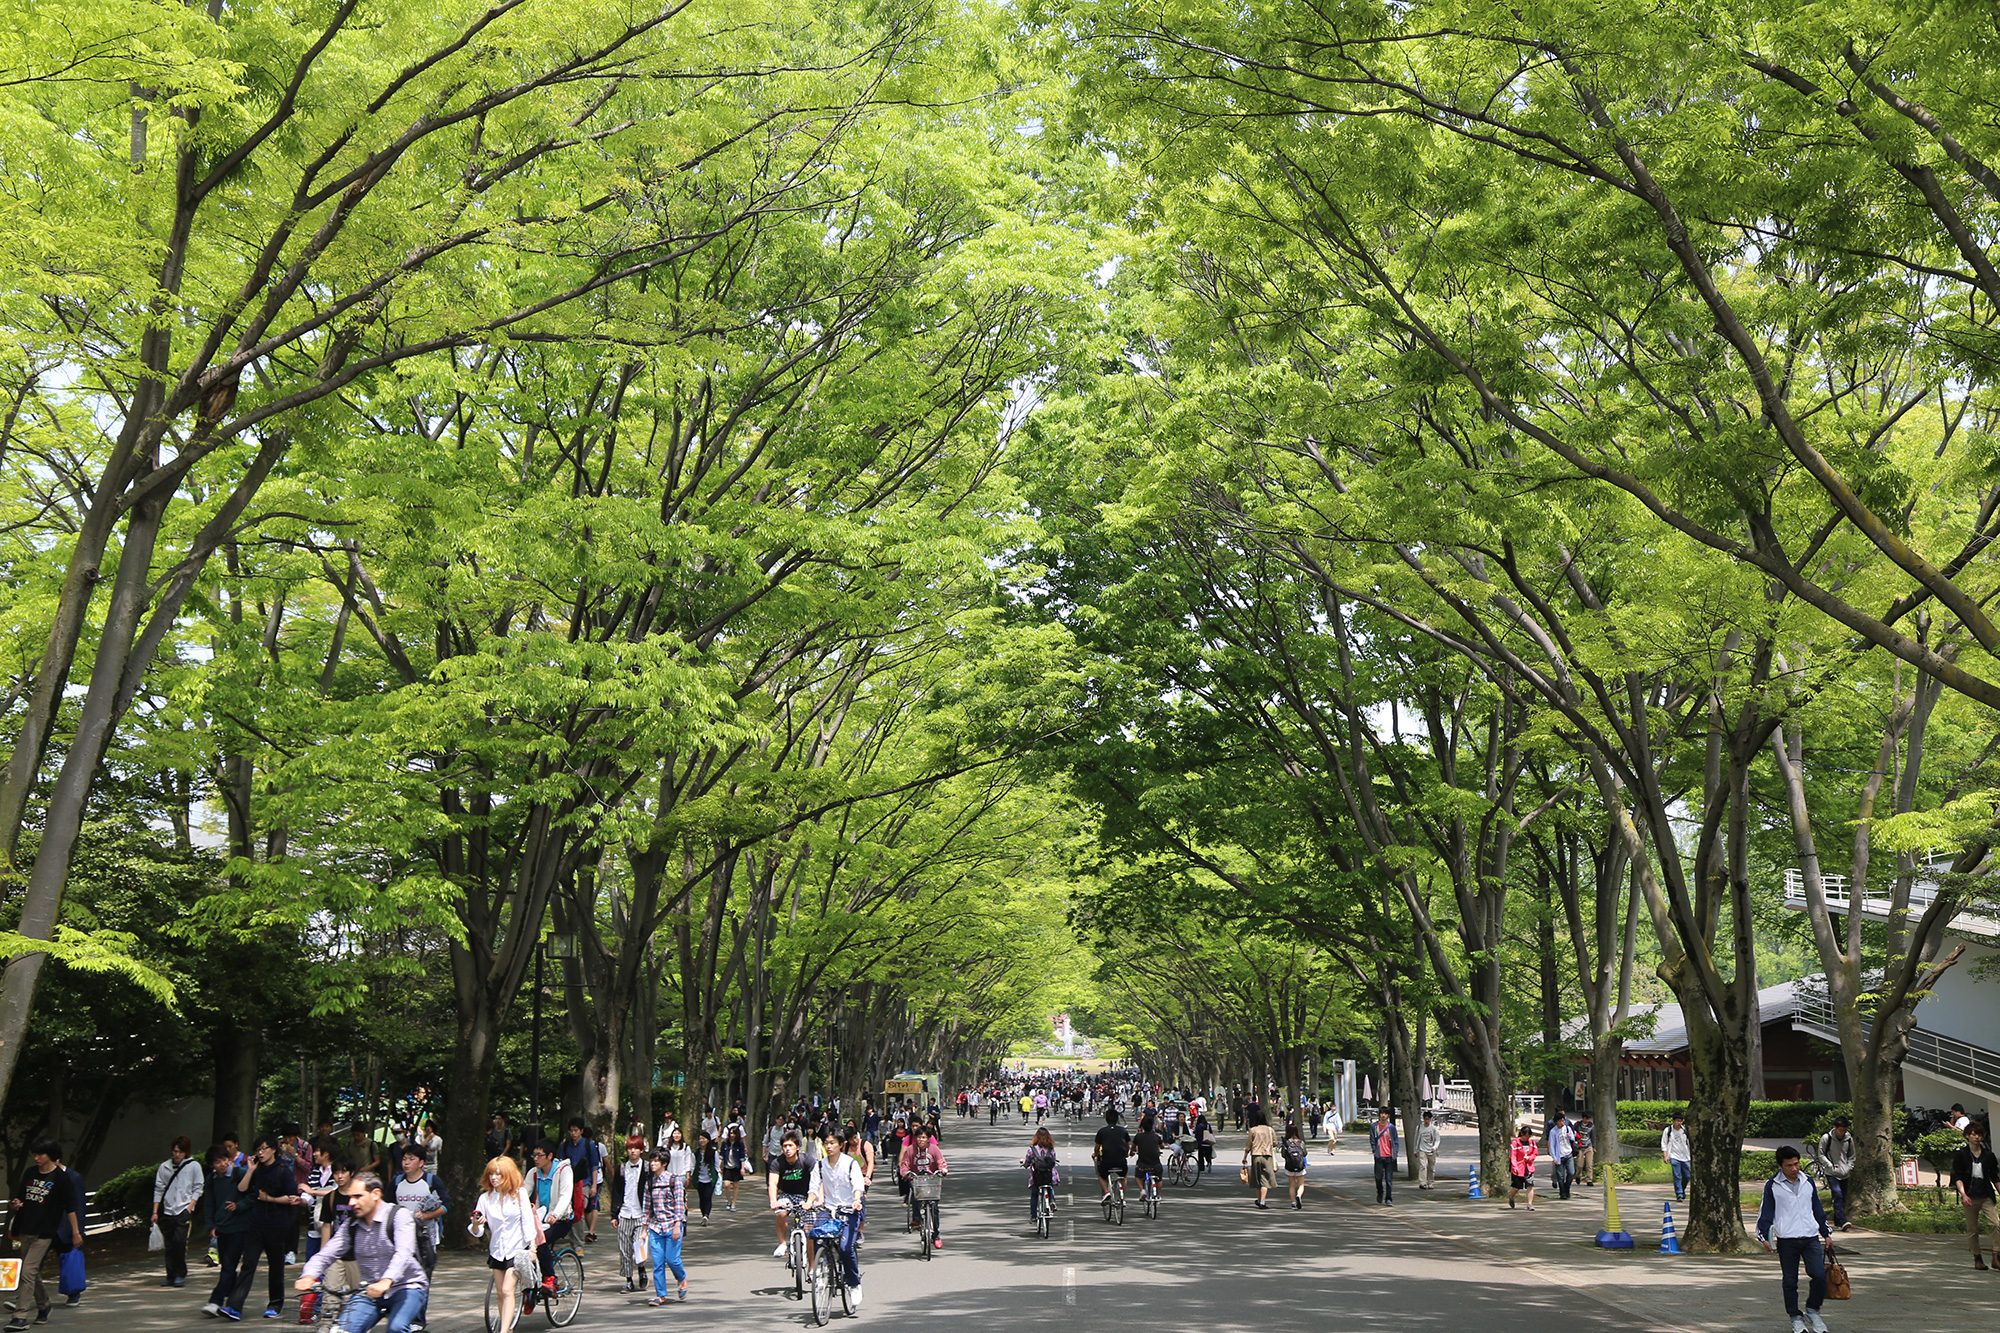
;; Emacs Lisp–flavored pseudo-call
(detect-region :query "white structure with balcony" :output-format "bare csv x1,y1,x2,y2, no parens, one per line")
1783,862,1998,1117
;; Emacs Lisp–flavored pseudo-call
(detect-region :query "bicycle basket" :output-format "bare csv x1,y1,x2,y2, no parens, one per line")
909,1174,943,1201
808,1213,846,1240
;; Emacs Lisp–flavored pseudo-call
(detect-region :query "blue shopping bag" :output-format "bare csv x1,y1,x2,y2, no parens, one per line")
57,1247,86,1297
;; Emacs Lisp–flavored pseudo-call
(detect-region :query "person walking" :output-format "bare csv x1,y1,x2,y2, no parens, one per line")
1241,1107,1276,1210
202,1144,255,1318
640,1148,687,1306
1755,1146,1834,1333
5,1139,83,1332
468,1156,540,1333
1416,1112,1441,1190
1574,1112,1596,1186
1661,1111,1692,1202
1547,1110,1576,1201
151,1136,203,1287
1369,1110,1398,1206
720,1128,751,1213
608,1137,647,1291
1507,1124,1539,1211
242,1135,304,1318
1813,1118,1855,1232
295,1172,426,1333
1281,1122,1309,1210
388,1146,447,1332
691,1133,718,1224
1949,1120,1998,1271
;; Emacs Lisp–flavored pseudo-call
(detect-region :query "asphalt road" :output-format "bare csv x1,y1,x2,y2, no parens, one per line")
44,1113,1642,1333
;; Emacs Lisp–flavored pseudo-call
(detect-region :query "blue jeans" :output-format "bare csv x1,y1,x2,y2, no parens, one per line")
1374,1157,1396,1202
832,1212,860,1288
1825,1176,1846,1226
1775,1236,1826,1316
648,1230,684,1296
336,1285,426,1333
1670,1159,1691,1199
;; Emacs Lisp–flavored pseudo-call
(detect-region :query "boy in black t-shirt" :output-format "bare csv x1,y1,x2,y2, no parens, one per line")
7,1139,82,1330
1093,1110,1131,1201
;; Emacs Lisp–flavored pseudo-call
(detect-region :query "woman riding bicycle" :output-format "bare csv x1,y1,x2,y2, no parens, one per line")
897,1124,948,1251
1022,1128,1060,1224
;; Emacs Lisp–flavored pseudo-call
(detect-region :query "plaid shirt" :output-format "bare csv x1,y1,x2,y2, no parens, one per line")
642,1171,685,1235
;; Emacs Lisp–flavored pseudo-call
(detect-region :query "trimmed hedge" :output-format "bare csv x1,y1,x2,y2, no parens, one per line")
1614,1100,1845,1138
94,1163,156,1224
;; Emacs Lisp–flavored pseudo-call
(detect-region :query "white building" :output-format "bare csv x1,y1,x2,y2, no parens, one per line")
1783,867,1999,1120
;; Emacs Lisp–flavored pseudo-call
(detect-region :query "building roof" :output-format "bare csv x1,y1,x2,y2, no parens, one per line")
1566,979,1808,1056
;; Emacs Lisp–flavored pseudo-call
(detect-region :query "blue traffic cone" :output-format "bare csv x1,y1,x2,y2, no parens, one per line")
1467,1163,1482,1199
1659,1199,1682,1254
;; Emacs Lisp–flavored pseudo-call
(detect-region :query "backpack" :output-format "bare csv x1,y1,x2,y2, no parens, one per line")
1282,1138,1306,1173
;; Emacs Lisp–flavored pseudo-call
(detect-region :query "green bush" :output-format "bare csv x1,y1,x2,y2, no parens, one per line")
93,1163,157,1224
1612,1100,1844,1138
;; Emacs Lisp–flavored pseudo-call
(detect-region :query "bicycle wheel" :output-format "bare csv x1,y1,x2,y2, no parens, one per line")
917,1202,933,1259
790,1232,806,1301
808,1246,832,1326
1035,1192,1050,1239
1113,1187,1125,1226
836,1248,853,1319
484,1277,501,1333
545,1248,583,1327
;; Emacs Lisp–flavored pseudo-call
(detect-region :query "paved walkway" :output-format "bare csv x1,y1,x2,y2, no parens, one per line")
18,1119,1987,1331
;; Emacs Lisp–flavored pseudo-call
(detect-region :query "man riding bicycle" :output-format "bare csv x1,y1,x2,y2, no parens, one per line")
295,1173,424,1333
765,1133,811,1258
1093,1109,1131,1203
1132,1115,1166,1201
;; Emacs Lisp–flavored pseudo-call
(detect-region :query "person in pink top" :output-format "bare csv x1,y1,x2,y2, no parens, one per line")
897,1125,948,1249
1508,1124,1539,1211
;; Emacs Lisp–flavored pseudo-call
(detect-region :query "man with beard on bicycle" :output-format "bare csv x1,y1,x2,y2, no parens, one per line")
295,1174,425,1333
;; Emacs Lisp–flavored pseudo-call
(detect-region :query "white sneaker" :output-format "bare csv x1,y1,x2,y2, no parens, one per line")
201,1305,220,1317
772,1245,786,1258
848,1286,862,1309
1790,1317,1806,1333
1804,1312,1829,1333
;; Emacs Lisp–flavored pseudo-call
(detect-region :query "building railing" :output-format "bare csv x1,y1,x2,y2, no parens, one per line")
1793,987,2000,1098
1781,869,1997,939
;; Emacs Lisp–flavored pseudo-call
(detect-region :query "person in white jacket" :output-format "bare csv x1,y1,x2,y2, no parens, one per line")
523,1141,574,1292
151,1136,204,1287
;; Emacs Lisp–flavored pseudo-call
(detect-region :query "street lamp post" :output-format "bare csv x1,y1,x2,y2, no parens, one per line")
529,927,577,1143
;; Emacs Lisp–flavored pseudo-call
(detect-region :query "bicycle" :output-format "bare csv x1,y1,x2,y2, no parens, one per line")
1032,1181,1056,1239
781,1201,815,1302
492,1239,583,1330
908,1173,942,1258
1139,1169,1160,1219
301,1280,356,1333
805,1205,856,1327
1101,1171,1126,1225
1167,1142,1194,1187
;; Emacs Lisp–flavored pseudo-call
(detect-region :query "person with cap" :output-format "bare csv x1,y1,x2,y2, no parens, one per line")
1755,1145,1834,1333
1660,1111,1692,1202
1812,1117,1855,1230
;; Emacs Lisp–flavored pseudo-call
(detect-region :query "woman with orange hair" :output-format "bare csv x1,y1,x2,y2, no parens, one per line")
467,1157,540,1333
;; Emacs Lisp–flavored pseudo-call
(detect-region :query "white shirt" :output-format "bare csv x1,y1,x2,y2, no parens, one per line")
1417,1124,1442,1154
665,1146,694,1179
617,1160,645,1219
655,1119,679,1150
393,1171,441,1246
813,1155,866,1210
473,1188,537,1258
1661,1125,1690,1162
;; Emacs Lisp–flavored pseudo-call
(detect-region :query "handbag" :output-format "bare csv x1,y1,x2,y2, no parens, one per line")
57,1247,86,1297
1824,1245,1851,1300
147,1224,165,1253
1238,1165,1250,1185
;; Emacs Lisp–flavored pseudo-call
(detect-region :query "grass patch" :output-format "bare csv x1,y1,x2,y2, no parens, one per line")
1858,1190,1972,1235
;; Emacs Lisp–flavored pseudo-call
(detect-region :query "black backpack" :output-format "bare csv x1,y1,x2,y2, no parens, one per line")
1282,1139,1306,1172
